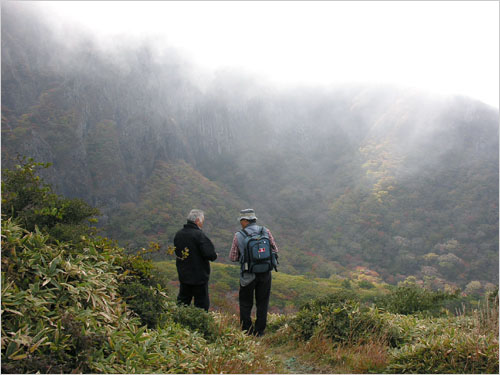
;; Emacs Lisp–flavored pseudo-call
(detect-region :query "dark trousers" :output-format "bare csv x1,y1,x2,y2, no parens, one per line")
177,282,210,311
239,271,272,335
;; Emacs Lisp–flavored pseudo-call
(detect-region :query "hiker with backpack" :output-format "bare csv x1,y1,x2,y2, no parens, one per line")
229,208,279,336
174,209,217,312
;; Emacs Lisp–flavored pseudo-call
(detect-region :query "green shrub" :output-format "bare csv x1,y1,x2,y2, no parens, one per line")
487,287,498,305
379,281,457,315
292,291,359,341
0,219,130,373
291,308,320,340
169,304,218,342
341,278,352,289
299,290,359,311
359,279,375,289
266,313,291,333
319,301,400,345
116,252,156,284
118,281,168,328
1,157,99,243
115,245,173,328
386,328,498,373
317,300,369,342
382,297,499,374
290,291,398,345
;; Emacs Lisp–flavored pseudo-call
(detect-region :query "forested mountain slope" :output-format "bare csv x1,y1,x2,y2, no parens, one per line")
2,2,498,289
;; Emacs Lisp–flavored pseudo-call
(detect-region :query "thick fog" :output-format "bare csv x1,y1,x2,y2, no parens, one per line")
10,1,499,106
2,1,499,194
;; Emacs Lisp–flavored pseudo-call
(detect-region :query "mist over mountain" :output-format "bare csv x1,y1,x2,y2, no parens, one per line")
2,2,498,290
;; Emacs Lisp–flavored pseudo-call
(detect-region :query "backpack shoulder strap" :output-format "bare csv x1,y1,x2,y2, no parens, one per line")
259,226,268,237
240,228,250,238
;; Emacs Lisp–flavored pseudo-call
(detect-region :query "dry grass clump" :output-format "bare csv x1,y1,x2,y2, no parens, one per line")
304,334,389,373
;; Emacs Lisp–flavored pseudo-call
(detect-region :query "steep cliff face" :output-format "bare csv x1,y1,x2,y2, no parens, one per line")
2,3,201,206
2,2,498,286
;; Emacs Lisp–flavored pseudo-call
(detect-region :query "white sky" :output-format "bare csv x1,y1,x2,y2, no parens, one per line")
39,1,499,108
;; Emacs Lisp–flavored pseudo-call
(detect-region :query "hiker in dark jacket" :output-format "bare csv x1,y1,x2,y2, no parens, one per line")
229,208,279,336
174,209,217,311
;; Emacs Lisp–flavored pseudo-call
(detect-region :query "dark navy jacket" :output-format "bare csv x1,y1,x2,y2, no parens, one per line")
173,221,217,285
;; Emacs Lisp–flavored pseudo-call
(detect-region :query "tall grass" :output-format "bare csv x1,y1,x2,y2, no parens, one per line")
263,292,499,374
304,333,389,373
386,294,499,374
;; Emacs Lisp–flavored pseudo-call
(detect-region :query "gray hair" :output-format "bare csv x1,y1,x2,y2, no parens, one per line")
187,209,204,222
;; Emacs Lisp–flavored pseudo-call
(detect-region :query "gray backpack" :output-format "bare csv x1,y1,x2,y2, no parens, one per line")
239,226,277,273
